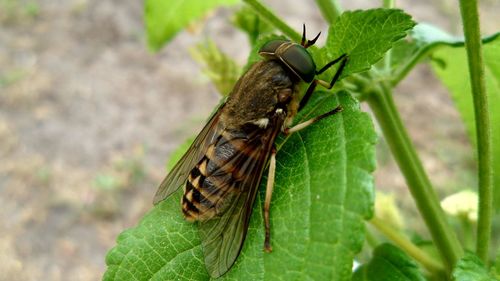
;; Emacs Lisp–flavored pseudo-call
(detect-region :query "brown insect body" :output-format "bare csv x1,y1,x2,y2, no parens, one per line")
153,58,304,277
182,59,300,222
154,29,348,278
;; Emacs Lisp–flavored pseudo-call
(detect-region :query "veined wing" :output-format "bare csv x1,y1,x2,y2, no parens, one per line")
153,104,225,204
196,116,284,278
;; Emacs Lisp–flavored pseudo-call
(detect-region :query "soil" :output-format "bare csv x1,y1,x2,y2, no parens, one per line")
0,0,498,280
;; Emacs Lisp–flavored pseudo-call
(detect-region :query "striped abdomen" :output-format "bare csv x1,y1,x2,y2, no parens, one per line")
182,130,253,221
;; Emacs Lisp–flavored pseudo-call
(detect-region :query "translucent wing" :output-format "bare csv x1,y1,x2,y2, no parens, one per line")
153,105,225,204
197,117,284,278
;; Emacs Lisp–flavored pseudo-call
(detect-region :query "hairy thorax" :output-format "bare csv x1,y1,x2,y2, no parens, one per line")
221,60,300,130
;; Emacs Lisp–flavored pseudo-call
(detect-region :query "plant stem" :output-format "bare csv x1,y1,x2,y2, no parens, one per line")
370,217,445,274
365,83,463,270
459,215,474,251
391,47,434,86
314,0,342,24
243,0,301,42
458,0,492,264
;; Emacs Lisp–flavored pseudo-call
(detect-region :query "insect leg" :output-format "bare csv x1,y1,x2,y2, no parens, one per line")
298,80,318,111
299,54,348,111
264,146,277,252
316,54,348,89
284,106,343,135
316,54,348,76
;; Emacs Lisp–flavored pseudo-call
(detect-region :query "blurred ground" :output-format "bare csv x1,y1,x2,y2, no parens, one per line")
0,0,498,280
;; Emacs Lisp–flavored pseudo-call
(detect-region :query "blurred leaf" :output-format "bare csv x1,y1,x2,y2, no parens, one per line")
190,40,241,96
431,37,500,210
493,249,500,279
410,22,459,44
353,243,426,281
321,9,415,79
145,0,239,51
103,91,377,280
232,6,274,45
453,252,498,281
389,23,500,84
387,23,457,76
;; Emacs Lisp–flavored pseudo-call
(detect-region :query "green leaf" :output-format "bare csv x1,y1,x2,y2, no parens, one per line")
388,23,458,79
321,9,415,79
103,192,208,280
145,0,239,51
103,91,377,280
352,243,426,281
190,40,242,96
493,249,500,279
453,252,498,281
431,36,500,210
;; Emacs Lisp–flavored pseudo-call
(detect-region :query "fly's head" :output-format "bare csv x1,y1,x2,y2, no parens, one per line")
258,40,316,83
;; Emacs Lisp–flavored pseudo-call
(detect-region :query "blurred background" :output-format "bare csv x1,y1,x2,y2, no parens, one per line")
0,0,498,280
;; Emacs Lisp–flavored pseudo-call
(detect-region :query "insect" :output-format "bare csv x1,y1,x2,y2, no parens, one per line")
153,25,348,278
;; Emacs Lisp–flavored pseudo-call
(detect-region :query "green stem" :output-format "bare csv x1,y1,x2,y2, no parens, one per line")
243,0,301,42
314,0,342,24
366,83,463,270
370,217,445,274
458,0,492,264
459,215,474,251
365,227,380,248
391,46,433,86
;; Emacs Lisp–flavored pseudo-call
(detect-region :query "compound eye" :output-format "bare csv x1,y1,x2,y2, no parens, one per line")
259,40,289,55
281,45,316,82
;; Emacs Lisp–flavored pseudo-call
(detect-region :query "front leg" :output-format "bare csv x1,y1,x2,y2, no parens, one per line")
284,105,343,135
299,54,348,111
264,146,277,252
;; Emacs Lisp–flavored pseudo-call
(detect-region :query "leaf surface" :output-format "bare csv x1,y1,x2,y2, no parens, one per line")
320,9,415,79
431,37,500,210
103,91,377,280
453,252,498,281
389,23,499,85
352,243,426,281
